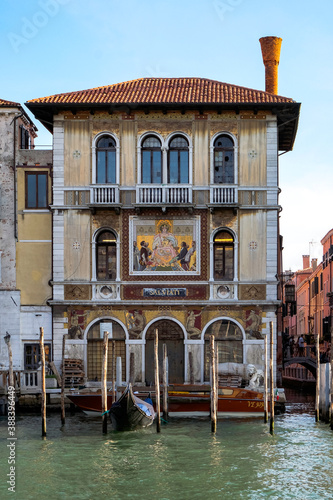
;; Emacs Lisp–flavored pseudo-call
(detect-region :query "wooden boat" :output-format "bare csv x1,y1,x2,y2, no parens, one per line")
67,392,114,417
109,383,155,431
67,384,285,419
136,384,285,417
67,384,155,431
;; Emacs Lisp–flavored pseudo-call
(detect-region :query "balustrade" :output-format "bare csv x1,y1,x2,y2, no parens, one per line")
90,185,119,204
136,184,192,204
210,185,237,204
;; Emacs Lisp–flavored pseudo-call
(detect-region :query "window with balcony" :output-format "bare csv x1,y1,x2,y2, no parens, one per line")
168,135,189,183
141,136,162,184
25,172,48,209
96,135,116,184
214,230,234,280
96,230,117,280
213,135,234,184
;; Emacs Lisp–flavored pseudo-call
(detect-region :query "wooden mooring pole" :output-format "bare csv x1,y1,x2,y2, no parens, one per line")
61,334,66,425
112,340,116,404
154,329,161,432
264,333,268,423
269,322,274,435
102,331,109,434
315,333,320,422
40,327,47,437
163,343,168,420
4,332,14,390
129,352,135,385
210,335,217,433
189,351,194,385
216,343,219,421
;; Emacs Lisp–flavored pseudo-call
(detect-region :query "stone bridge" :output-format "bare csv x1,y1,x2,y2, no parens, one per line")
283,346,318,377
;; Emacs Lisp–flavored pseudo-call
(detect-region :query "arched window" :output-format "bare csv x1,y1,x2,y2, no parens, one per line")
96,135,116,184
168,135,189,183
214,230,234,280
96,230,117,280
87,320,126,381
204,319,243,380
213,135,234,184
141,136,162,184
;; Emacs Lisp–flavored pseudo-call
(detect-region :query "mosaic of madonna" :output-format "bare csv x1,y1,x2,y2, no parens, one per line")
129,216,200,275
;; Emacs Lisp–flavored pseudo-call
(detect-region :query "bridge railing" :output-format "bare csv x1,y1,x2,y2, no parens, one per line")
284,344,317,362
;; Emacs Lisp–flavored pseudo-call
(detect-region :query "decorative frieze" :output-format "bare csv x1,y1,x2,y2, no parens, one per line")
239,284,266,300
64,285,91,301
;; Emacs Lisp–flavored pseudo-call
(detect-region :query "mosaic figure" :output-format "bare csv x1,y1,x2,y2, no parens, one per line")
126,310,146,338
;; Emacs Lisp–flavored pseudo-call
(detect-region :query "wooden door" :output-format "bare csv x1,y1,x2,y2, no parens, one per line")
145,320,184,385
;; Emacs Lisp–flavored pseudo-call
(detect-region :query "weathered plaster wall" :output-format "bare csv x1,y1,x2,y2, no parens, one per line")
0,109,16,289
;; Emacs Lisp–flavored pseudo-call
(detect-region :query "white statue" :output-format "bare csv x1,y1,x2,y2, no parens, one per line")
246,364,264,388
218,362,264,388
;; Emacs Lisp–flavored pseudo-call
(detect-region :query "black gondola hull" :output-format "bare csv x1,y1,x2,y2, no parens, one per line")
110,384,155,431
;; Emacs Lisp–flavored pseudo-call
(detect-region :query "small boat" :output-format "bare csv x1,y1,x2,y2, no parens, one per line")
136,384,285,418
110,383,155,431
67,392,114,417
67,384,285,419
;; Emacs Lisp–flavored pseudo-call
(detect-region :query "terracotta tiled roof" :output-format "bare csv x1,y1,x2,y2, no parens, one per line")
27,78,295,105
0,98,21,107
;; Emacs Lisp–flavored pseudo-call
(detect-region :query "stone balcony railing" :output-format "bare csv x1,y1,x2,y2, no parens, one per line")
1,370,40,394
63,184,246,208
136,184,193,205
210,185,238,204
90,184,120,205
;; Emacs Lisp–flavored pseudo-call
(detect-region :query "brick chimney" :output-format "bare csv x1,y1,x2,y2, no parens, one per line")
302,255,310,269
311,258,318,271
259,36,282,94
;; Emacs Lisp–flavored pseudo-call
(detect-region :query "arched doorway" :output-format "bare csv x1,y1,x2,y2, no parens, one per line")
145,320,184,385
204,319,243,381
87,320,126,381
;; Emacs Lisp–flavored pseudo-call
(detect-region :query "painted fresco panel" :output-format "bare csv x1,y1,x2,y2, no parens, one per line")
64,120,91,186
129,216,200,275
239,211,266,281
64,211,91,280
239,120,266,186
193,121,209,185
120,121,136,186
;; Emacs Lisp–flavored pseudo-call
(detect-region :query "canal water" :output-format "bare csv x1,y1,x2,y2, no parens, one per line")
1,389,332,500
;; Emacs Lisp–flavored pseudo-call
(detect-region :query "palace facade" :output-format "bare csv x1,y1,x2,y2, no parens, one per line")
3,37,300,389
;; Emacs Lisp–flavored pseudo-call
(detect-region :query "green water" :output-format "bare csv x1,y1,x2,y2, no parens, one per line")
1,391,332,500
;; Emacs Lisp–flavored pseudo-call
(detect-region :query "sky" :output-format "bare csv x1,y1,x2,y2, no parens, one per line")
1,0,332,272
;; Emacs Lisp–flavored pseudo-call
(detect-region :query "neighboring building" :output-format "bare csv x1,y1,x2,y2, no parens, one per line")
282,250,331,386
0,98,52,387
321,229,333,337
22,37,300,388
283,254,327,345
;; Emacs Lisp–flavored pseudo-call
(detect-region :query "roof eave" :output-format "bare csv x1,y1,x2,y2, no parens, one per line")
26,100,300,151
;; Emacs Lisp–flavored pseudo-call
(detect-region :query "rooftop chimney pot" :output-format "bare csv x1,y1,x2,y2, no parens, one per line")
259,36,282,94
311,258,318,271
302,255,310,270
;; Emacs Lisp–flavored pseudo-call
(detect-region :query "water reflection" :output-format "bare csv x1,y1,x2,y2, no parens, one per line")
1,392,333,499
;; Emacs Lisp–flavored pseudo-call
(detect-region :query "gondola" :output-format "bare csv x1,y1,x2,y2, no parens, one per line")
110,383,155,431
